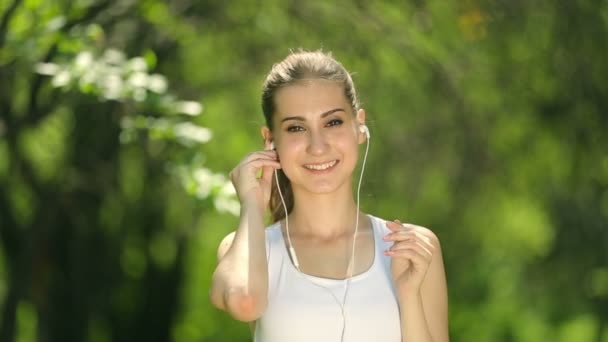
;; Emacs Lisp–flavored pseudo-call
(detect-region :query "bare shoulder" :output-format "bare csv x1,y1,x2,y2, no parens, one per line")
217,231,237,260
403,222,441,247
418,225,441,246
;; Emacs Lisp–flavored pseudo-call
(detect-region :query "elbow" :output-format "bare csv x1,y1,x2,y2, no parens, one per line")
209,286,267,322
227,293,266,322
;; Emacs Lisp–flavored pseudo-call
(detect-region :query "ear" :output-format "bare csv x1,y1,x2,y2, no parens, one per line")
356,109,367,144
261,126,273,150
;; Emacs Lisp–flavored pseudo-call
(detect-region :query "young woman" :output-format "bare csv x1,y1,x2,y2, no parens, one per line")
210,50,449,342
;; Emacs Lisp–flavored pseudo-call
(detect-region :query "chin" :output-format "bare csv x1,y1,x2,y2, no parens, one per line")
296,178,351,195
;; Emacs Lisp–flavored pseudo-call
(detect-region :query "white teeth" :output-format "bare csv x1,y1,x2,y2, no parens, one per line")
304,160,337,171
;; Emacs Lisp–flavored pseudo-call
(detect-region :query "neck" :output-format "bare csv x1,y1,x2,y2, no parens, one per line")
287,185,362,240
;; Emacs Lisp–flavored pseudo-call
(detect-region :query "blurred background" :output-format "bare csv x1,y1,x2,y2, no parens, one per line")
1,0,607,341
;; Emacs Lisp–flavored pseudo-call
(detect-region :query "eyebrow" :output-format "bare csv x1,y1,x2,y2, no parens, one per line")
280,108,345,123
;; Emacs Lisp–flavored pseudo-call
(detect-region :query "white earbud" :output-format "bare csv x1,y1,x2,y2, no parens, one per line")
359,125,370,139
269,141,275,150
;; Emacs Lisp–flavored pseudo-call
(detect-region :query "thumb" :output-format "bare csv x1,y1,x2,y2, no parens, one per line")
386,219,404,232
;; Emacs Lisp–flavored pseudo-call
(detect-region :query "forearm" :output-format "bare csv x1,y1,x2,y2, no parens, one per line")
399,292,434,342
210,201,269,320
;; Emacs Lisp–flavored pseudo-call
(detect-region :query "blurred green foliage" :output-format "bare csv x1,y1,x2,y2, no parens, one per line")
0,0,607,341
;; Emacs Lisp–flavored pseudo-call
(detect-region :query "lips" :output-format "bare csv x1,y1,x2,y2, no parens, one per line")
303,160,338,171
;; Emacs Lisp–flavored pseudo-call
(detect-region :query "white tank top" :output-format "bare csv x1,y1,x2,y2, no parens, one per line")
254,215,402,342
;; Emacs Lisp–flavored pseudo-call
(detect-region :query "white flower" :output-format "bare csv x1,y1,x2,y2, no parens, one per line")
52,70,71,87
128,72,148,88
75,51,94,72
80,62,101,87
219,182,236,196
147,74,168,93
176,101,203,116
193,168,213,198
132,88,147,102
174,122,212,144
103,49,126,65
46,16,66,32
128,57,148,72
35,63,60,76
102,74,124,100
215,196,240,216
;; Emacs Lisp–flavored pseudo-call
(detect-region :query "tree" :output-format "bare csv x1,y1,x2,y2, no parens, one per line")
0,1,235,341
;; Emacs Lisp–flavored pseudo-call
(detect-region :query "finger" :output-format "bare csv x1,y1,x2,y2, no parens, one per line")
246,159,282,171
389,242,433,261
386,219,409,232
241,153,279,165
399,222,423,231
261,164,277,184
399,239,435,256
242,150,279,163
385,249,432,268
386,218,427,230
383,230,415,242
384,231,433,247
385,248,431,268
236,159,281,180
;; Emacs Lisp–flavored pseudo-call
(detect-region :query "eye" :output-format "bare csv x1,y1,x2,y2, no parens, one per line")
287,125,305,132
326,119,343,127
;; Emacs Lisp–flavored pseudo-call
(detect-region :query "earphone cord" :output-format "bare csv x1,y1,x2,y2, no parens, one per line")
273,131,370,342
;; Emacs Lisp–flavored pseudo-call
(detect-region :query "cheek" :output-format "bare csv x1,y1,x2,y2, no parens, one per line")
276,137,305,166
279,136,307,153
333,131,360,150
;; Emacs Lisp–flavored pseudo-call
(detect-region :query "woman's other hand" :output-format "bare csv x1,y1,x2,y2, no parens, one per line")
383,220,438,296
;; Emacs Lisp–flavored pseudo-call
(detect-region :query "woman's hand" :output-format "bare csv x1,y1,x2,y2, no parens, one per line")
229,145,281,211
383,219,437,296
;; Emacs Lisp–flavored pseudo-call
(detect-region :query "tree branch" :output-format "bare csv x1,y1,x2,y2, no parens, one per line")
0,188,22,342
0,0,22,50
19,0,113,129
0,64,13,125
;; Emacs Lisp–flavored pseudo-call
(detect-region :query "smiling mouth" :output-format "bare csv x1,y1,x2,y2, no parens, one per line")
303,160,338,171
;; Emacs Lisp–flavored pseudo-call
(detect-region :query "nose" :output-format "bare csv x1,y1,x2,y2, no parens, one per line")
306,130,329,156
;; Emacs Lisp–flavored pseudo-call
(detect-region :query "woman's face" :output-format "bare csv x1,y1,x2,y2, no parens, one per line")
265,79,366,195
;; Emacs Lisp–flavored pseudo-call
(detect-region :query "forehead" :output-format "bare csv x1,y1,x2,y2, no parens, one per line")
273,80,350,118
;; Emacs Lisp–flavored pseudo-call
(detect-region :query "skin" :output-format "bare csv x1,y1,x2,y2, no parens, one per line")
209,79,449,341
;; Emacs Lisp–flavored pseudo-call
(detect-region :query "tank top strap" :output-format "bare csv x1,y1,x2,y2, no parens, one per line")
369,215,395,279
265,222,281,259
